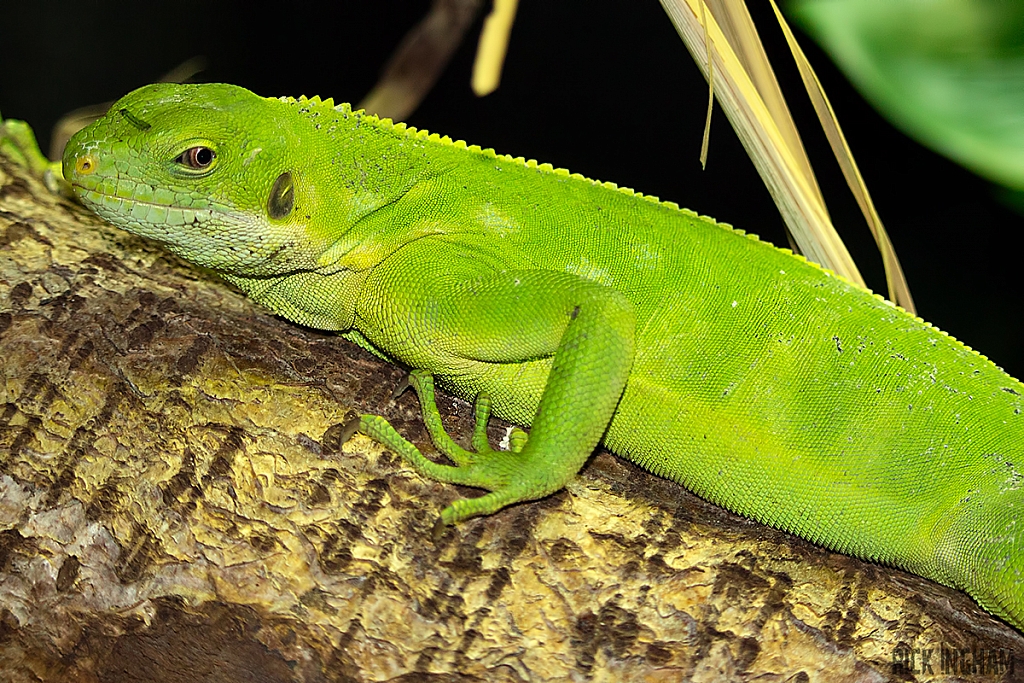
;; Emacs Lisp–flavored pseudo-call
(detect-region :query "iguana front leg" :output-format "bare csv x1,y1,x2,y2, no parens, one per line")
391,370,529,464
359,371,531,512
351,256,637,524
0,114,70,195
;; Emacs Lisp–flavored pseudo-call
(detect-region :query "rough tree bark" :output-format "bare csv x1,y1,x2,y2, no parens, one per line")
0,156,1021,682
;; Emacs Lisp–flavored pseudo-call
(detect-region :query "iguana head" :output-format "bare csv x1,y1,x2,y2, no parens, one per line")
63,83,322,275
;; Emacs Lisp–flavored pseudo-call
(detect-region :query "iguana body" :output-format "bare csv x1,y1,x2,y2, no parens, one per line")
48,83,1023,630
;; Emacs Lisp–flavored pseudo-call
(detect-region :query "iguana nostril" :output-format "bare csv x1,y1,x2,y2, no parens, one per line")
75,154,97,175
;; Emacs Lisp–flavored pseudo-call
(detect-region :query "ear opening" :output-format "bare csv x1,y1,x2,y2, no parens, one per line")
268,171,295,219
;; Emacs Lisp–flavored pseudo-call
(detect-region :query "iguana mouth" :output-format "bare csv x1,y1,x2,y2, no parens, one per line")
71,183,313,277
71,183,234,217
73,185,211,228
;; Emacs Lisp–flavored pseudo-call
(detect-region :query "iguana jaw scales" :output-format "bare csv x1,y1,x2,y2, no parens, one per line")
70,180,288,275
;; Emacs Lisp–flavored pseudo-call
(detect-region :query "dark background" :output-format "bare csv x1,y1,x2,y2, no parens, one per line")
2,1,1021,378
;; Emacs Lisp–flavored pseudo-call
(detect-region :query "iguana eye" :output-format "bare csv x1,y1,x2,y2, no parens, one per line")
176,146,216,169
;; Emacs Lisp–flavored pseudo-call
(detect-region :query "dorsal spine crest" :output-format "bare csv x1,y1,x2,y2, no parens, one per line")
271,93,964,348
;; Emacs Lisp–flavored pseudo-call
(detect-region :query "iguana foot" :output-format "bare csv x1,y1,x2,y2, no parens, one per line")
356,370,534,524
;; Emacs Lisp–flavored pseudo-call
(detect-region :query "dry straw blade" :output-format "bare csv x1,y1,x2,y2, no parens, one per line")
661,0,914,311
472,0,519,96
767,0,913,311
465,0,912,308
661,0,861,286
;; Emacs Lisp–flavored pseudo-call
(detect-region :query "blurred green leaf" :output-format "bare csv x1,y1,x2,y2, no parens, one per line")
789,0,1024,190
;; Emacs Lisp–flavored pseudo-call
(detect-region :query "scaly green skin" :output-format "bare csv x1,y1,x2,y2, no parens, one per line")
53,83,1023,631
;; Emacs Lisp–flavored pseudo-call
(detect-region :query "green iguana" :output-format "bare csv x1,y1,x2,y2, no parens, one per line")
7,83,1023,632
